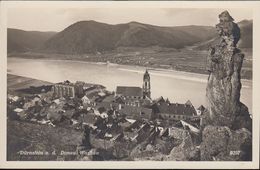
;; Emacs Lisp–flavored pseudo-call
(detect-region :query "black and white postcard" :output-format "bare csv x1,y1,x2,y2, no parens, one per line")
0,1,259,169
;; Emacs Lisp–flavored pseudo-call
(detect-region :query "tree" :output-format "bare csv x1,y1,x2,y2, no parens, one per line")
82,125,92,149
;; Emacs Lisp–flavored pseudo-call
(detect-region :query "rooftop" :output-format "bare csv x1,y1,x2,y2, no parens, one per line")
116,86,143,97
155,102,196,116
119,105,152,120
197,105,206,111
56,80,74,86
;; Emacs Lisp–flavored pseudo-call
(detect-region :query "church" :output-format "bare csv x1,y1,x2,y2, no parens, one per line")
115,70,151,106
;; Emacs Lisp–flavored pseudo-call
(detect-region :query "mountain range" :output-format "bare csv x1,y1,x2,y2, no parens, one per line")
7,29,56,53
7,20,252,54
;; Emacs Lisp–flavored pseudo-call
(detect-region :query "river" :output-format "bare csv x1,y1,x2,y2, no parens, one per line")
7,58,252,113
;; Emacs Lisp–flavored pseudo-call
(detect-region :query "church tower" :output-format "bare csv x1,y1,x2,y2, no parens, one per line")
143,69,151,99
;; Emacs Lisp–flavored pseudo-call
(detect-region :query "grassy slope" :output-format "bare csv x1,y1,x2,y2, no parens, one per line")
7,120,82,161
42,21,217,54
8,28,56,53
8,74,52,88
7,74,82,161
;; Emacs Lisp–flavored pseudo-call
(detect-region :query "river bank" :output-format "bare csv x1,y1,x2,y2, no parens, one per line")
7,49,252,80
7,57,252,112
7,57,252,85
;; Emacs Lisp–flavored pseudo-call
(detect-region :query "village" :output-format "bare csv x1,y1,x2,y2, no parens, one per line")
7,70,206,161
4,7,254,164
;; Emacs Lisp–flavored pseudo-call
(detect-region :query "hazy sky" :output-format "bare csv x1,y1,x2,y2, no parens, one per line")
7,8,252,32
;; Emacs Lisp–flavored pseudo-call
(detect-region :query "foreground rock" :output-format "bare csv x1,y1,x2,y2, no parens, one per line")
165,129,199,161
206,10,252,131
200,125,252,161
129,128,199,161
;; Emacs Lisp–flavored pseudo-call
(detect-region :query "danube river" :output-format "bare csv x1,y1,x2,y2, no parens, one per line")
7,58,252,112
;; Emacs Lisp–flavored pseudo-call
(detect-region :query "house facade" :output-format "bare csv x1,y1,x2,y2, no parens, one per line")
115,86,143,107
52,80,75,98
74,81,85,97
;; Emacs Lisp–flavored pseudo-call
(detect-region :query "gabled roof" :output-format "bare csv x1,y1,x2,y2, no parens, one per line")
81,95,90,101
114,96,125,104
185,100,193,106
127,119,144,130
156,102,196,116
111,133,124,142
197,105,206,111
153,96,165,103
180,120,200,134
116,86,143,97
102,95,114,103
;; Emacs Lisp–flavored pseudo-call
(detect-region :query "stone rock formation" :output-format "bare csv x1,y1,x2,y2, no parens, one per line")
129,129,199,161
206,10,252,131
200,125,252,161
166,130,199,161
201,11,253,161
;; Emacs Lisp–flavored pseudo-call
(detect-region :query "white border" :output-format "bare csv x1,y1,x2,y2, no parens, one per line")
0,1,259,169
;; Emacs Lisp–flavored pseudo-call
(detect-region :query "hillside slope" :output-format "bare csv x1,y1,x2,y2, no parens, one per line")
42,21,217,54
7,28,56,53
8,20,252,54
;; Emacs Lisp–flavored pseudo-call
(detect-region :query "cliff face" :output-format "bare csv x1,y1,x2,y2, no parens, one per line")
200,125,252,161
206,11,252,131
200,11,252,161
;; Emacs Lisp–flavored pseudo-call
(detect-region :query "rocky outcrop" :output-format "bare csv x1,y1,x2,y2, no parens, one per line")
206,11,252,131
166,129,199,161
201,11,253,162
130,142,160,160
129,128,199,161
200,125,252,161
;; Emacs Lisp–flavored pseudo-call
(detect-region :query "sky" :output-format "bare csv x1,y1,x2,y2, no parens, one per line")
7,8,252,32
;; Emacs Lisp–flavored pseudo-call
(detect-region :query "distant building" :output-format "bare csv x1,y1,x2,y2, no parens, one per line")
185,100,193,107
196,105,206,116
23,95,41,110
115,70,152,106
81,95,91,107
118,105,153,120
116,86,143,99
115,86,143,107
74,81,85,97
52,80,75,98
53,80,106,99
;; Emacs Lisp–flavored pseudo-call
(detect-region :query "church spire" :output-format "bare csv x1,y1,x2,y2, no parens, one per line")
143,69,151,99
